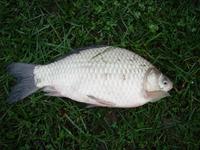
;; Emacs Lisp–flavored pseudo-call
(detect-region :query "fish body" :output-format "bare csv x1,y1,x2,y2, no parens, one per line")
7,46,173,107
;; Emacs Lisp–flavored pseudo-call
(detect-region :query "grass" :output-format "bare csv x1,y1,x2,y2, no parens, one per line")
0,0,200,149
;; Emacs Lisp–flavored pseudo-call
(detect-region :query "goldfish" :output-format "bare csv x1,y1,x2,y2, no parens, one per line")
7,46,173,107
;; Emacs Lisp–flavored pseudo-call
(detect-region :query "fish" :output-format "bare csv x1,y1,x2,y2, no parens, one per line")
7,46,173,108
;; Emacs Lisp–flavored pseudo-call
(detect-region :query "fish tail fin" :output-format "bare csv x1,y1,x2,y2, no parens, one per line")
7,63,38,103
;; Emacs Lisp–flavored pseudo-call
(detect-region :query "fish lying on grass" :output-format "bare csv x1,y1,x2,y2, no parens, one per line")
7,46,173,107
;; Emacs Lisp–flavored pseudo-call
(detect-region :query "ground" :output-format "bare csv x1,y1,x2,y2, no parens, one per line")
0,0,200,149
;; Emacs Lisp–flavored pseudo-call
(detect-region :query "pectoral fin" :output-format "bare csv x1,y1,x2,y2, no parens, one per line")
146,91,170,102
87,95,116,107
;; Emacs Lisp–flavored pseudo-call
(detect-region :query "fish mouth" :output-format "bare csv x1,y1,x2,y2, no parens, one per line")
165,79,173,92
166,92,170,97
168,81,173,91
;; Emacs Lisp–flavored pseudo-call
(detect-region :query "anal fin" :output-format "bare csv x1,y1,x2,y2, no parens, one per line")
43,86,63,97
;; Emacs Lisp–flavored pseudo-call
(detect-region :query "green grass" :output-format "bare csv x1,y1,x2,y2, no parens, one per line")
0,0,200,149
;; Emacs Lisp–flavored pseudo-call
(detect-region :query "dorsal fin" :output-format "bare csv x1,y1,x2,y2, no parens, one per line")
54,45,108,61
72,45,108,54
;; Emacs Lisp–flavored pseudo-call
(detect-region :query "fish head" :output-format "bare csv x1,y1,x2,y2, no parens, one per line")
158,74,173,92
144,67,173,92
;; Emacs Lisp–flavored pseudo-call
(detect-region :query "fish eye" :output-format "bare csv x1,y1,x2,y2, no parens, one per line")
163,80,168,85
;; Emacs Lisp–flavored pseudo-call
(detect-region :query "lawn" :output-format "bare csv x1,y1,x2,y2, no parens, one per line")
0,0,200,149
